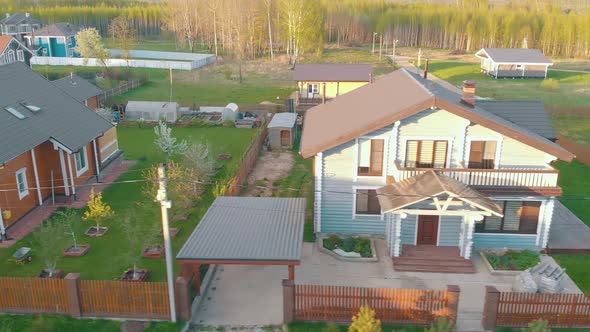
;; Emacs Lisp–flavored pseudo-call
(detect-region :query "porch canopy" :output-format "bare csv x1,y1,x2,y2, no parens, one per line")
176,196,306,292
376,170,503,217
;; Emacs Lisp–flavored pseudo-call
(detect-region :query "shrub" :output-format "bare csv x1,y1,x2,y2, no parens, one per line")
323,235,343,250
349,305,382,332
485,250,540,270
540,78,559,90
425,317,455,332
190,117,208,127
222,119,235,128
524,319,550,332
342,237,356,252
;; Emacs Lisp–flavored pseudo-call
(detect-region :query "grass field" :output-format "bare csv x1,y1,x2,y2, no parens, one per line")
552,116,590,147
425,61,590,107
0,314,181,332
0,126,257,281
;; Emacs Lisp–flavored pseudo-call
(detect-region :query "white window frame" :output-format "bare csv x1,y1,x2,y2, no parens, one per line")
465,137,503,169
474,197,545,242
399,136,454,169
16,168,29,200
75,146,89,177
6,49,15,63
352,185,384,220
16,49,24,62
516,64,524,70
307,83,319,94
353,135,389,183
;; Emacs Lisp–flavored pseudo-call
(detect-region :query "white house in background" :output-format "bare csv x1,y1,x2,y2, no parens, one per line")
300,69,575,273
475,48,553,79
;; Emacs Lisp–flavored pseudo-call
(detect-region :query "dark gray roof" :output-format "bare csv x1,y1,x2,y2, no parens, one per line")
0,13,41,26
268,112,297,129
177,197,306,263
477,100,556,140
52,74,103,103
478,48,552,64
0,62,113,164
33,23,78,37
294,63,373,82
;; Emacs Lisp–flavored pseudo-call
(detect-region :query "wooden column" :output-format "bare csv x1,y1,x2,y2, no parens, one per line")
288,265,295,281
193,264,201,295
322,83,326,104
64,273,82,317
481,286,500,331
282,279,295,324
446,285,460,324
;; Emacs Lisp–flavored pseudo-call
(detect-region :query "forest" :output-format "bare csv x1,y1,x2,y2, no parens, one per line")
1,0,589,58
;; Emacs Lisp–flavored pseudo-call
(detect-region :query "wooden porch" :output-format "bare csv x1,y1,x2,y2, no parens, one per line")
393,245,476,274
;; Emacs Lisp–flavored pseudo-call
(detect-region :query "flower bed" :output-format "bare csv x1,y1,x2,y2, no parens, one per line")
482,250,540,271
320,235,377,262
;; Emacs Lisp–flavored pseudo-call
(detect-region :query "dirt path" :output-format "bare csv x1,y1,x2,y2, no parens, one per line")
243,151,295,197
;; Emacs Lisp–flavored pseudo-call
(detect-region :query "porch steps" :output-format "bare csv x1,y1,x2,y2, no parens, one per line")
392,245,476,274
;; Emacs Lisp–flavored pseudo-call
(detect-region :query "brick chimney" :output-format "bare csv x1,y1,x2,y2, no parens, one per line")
461,80,476,107
25,12,30,18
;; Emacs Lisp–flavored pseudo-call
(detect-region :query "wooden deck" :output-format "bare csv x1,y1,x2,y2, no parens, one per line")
393,245,476,274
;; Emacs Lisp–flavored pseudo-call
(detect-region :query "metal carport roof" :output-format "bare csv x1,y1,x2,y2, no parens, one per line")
176,197,306,264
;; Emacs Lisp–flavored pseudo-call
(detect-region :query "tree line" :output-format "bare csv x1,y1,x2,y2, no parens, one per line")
2,0,589,58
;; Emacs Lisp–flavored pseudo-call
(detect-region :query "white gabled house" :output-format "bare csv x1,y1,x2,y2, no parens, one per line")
300,69,574,272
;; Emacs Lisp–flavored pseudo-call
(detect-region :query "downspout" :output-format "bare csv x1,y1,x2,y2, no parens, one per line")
0,208,6,241
59,149,70,196
67,153,76,196
30,148,43,205
92,139,100,180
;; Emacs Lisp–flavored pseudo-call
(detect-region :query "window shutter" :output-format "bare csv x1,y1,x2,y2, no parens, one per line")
418,141,434,167
370,139,384,176
358,139,371,168
503,201,522,231
469,141,485,168
483,141,497,168
433,141,448,168
519,202,541,233
356,190,369,213
405,140,418,167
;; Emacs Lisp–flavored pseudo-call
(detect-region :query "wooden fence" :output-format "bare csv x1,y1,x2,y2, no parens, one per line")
225,121,269,196
284,282,459,325
79,280,170,319
482,286,590,329
0,275,173,320
0,277,69,314
99,78,145,103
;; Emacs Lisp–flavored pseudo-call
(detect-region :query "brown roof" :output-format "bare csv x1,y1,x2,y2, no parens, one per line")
376,171,503,216
0,36,12,53
293,64,373,82
299,69,574,162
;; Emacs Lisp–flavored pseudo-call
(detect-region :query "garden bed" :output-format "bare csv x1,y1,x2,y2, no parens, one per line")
36,269,64,279
480,250,540,276
85,226,109,237
318,235,377,262
63,244,91,257
121,269,150,282
142,245,164,258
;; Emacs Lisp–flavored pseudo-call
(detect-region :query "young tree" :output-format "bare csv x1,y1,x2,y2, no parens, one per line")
33,219,68,277
349,305,382,332
279,0,324,65
82,188,114,236
120,209,159,280
58,209,83,251
108,15,137,61
75,28,110,75
154,120,188,163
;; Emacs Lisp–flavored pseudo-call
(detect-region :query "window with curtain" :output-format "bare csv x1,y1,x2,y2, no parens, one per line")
357,138,384,176
405,140,448,168
475,201,541,234
469,141,497,169
355,189,381,215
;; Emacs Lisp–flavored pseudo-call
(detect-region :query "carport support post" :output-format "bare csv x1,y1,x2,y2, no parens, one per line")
482,286,500,331
282,279,295,324
446,285,460,324
288,265,295,281
193,264,201,295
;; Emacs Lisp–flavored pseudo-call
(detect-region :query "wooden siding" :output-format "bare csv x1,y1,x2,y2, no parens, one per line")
473,234,538,250
0,150,39,226
269,126,295,150
293,284,456,325
98,126,119,163
400,216,417,245
439,216,462,247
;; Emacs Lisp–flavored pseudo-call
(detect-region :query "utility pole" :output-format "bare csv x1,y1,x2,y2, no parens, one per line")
379,34,383,61
157,165,177,322
372,32,377,54
169,66,173,102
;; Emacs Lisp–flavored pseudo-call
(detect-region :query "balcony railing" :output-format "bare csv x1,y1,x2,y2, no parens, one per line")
392,161,559,187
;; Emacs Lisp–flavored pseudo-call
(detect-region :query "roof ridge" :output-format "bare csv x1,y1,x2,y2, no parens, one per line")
401,68,434,96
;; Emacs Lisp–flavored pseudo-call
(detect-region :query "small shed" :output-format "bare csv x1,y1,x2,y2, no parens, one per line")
268,112,298,150
125,101,180,122
475,48,553,79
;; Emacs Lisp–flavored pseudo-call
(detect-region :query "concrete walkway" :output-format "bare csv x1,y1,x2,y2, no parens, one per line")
193,240,517,331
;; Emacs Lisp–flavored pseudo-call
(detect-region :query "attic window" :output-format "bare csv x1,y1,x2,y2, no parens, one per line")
21,102,41,112
4,107,26,119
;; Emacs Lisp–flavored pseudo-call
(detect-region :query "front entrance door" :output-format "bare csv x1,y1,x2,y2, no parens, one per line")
307,83,319,98
417,215,439,245
280,130,291,147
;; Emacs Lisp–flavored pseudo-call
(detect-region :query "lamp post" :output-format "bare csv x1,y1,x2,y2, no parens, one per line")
372,32,377,54
392,39,399,64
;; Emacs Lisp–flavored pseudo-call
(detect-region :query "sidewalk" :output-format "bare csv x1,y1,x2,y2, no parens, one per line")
0,160,134,248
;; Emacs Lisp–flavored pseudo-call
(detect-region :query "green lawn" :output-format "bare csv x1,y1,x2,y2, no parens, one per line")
552,254,590,293
0,126,257,281
289,321,424,332
426,61,590,107
554,160,590,227
552,116,590,147
0,314,182,332
302,46,397,76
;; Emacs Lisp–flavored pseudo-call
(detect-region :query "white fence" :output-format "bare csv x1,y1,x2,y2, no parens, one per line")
31,53,216,71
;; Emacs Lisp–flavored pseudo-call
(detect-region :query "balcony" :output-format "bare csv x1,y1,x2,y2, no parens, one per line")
392,161,559,188
295,92,332,106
